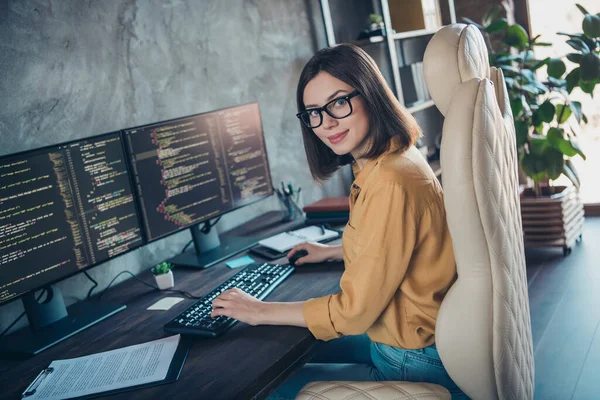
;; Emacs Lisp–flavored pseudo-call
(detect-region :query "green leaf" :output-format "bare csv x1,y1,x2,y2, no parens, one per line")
521,69,536,82
485,18,508,33
530,57,550,71
533,81,550,93
580,53,600,82
565,67,581,93
565,159,581,188
535,124,545,133
521,145,564,182
563,163,581,189
576,4,590,15
504,77,517,88
500,65,520,75
547,127,570,151
537,101,556,123
556,104,572,123
547,77,567,88
529,135,550,152
521,83,541,95
582,14,600,38
566,38,591,53
570,101,582,123
534,42,553,46
495,54,520,64
566,53,583,63
571,139,586,160
547,58,567,78
510,96,525,118
547,127,586,159
483,6,503,26
521,50,535,63
580,80,597,93
545,149,565,180
504,24,529,49
515,120,529,147
583,113,588,123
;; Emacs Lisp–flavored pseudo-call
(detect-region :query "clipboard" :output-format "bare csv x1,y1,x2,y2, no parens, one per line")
21,336,192,399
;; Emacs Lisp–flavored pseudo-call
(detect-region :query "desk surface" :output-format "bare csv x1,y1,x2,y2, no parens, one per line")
0,212,344,400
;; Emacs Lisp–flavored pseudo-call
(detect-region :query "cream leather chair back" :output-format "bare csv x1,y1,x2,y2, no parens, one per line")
297,24,535,400
423,24,534,399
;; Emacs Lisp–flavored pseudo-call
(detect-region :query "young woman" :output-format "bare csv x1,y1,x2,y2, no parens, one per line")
211,44,465,399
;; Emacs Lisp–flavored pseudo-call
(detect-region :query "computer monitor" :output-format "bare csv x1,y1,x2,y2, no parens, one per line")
0,132,143,356
122,102,274,269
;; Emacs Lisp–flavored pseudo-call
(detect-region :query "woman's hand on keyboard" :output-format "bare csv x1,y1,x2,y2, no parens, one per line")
211,288,263,326
287,242,342,266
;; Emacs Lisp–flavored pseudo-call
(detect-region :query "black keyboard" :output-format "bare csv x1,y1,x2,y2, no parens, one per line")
163,262,294,337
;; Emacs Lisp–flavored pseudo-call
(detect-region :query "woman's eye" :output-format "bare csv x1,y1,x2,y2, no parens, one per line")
308,110,320,118
334,98,348,107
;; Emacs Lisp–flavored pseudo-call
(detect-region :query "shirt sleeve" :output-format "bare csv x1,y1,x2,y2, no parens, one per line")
303,181,418,340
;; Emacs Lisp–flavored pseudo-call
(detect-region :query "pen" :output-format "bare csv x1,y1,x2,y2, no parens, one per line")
320,225,326,235
22,367,54,398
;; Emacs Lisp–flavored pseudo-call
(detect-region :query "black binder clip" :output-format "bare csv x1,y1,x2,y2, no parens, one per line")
22,367,54,398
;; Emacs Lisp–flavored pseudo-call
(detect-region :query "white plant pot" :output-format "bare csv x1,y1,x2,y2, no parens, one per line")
154,270,174,290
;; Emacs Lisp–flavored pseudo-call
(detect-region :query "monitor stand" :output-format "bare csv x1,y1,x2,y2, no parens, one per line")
0,286,125,359
168,213,304,269
168,220,262,269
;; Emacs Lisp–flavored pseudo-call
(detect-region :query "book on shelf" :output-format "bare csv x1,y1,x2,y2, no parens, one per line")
303,196,349,213
303,196,350,224
388,0,442,33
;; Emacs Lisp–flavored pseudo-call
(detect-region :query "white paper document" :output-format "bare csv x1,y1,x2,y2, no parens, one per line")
22,335,181,400
258,225,339,253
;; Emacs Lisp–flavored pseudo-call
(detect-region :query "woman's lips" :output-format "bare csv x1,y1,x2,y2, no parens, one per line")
328,130,348,144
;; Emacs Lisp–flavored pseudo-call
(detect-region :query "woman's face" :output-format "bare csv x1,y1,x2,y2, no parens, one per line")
303,72,370,160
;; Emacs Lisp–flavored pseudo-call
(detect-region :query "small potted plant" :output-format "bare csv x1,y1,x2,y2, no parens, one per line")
152,262,174,290
357,14,386,40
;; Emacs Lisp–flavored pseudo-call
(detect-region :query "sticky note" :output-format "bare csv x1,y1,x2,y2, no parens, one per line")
226,255,255,269
147,297,184,310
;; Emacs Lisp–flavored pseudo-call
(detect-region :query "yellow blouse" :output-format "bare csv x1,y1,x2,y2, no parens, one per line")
302,142,457,350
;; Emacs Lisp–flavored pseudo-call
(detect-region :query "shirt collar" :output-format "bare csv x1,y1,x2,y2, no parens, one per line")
351,138,404,189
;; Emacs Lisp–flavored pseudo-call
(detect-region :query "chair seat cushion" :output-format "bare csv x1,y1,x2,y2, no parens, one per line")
296,381,451,400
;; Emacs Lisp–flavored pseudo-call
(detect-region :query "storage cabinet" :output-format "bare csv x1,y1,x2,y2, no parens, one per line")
318,0,457,179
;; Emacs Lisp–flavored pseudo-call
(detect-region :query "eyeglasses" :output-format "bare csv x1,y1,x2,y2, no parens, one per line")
296,90,361,129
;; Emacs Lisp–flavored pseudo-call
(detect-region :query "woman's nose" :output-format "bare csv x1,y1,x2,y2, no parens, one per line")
321,112,338,129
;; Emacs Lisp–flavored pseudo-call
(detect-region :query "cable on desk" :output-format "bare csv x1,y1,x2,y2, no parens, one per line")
84,270,98,299
97,270,201,301
0,289,48,337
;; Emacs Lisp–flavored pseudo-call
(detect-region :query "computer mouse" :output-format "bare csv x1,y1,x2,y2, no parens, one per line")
288,249,309,266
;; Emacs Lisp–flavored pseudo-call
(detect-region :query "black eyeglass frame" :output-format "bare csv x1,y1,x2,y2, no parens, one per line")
296,90,362,129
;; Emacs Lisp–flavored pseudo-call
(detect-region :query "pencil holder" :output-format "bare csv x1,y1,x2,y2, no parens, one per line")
280,195,303,222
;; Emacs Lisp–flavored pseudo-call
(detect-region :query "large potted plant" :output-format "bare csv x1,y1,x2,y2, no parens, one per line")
464,4,600,254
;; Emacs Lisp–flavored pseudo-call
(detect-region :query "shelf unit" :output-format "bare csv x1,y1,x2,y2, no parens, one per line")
319,0,456,180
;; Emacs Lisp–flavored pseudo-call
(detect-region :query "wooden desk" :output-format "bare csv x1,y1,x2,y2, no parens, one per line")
0,212,344,399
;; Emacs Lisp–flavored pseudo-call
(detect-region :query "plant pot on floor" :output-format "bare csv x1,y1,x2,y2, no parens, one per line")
154,270,174,290
520,185,584,256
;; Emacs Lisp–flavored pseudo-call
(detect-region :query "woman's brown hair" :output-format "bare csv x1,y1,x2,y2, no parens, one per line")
296,43,421,181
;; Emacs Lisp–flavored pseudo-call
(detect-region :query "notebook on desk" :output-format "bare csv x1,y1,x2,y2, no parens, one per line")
257,225,340,253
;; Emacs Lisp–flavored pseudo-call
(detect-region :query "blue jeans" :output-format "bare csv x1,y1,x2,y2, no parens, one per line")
268,334,468,399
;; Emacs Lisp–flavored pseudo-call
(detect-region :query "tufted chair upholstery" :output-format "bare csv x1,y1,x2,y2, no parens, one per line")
296,24,534,400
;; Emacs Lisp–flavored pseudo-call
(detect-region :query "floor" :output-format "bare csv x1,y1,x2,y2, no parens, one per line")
526,216,600,399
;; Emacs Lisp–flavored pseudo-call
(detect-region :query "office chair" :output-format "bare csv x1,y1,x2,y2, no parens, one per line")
296,24,535,400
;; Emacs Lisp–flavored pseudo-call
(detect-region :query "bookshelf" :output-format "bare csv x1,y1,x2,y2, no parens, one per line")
319,0,456,181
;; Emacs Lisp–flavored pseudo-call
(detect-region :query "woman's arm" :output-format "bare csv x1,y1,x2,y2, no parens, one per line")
211,288,307,327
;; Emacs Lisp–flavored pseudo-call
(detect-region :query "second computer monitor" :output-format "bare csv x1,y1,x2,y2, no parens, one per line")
123,103,273,242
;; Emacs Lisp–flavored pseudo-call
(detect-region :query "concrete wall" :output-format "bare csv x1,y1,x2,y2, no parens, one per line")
0,0,353,332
